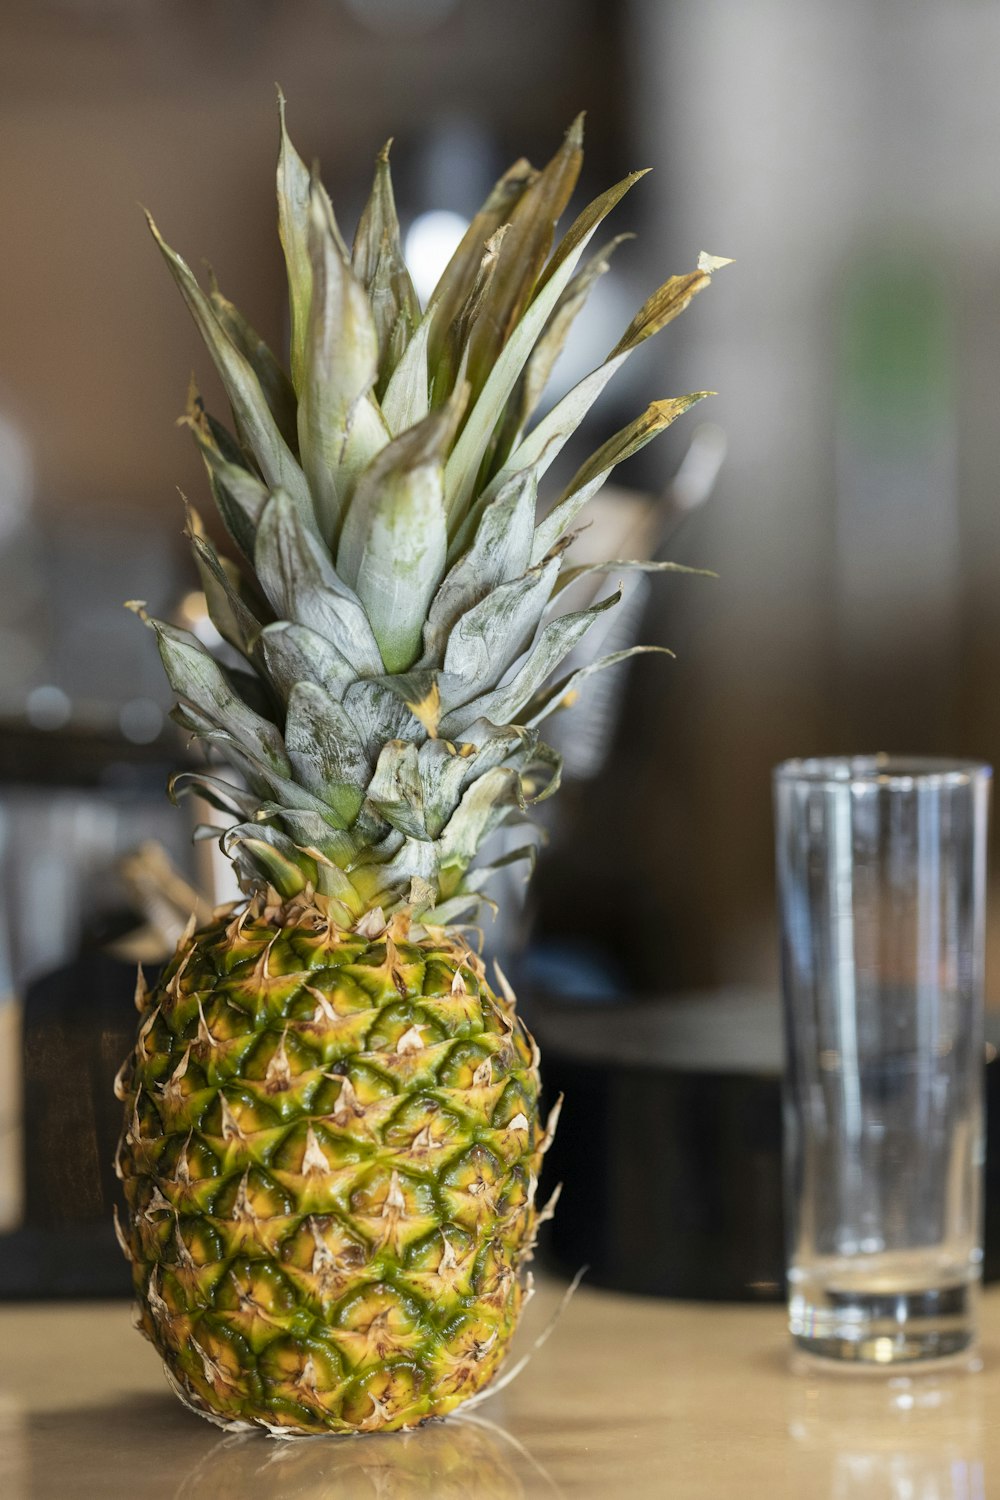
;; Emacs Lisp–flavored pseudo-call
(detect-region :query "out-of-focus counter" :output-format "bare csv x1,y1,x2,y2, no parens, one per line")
0,1279,995,1497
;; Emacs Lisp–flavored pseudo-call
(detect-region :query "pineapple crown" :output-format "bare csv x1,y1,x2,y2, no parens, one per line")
135,94,724,928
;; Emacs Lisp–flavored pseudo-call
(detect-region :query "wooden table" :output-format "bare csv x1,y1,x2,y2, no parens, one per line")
0,1279,995,1497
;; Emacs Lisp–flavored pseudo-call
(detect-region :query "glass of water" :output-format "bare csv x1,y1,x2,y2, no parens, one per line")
774,755,991,1365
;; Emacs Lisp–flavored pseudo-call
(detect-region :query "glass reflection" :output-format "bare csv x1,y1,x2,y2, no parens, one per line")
787,1361,986,1499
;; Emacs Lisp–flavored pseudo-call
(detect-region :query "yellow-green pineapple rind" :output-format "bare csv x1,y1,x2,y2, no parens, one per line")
116,894,548,1435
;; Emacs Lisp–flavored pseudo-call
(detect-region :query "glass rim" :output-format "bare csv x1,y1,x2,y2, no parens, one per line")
774,754,992,789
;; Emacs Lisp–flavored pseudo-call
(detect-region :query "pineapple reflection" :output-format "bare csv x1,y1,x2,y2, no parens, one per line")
786,1365,986,1498
173,1414,555,1500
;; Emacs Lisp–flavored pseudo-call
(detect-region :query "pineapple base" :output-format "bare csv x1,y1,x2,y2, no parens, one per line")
115,893,551,1434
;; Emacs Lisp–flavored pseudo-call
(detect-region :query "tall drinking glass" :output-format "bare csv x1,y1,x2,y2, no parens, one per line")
774,755,991,1365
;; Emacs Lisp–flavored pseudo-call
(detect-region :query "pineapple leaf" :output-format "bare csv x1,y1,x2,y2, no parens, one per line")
522,738,564,803
438,589,622,736
423,467,537,663
427,157,538,370
464,116,584,399
530,393,713,564
499,232,633,463
524,644,675,727
337,401,457,674
205,267,298,452
276,91,349,394
443,169,647,524
184,512,263,658
168,769,261,819
437,766,525,877
418,724,532,838
254,492,384,676
181,386,272,557
416,739,477,840
380,308,434,436
298,180,389,545
284,680,369,826
435,227,507,404
146,214,312,517
554,558,718,595
149,618,290,776
174,706,354,835
462,841,538,892
258,620,358,704
441,555,561,708
223,822,315,899
608,268,711,359
352,142,421,388
253,806,359,866
367,740,428,841
342,677,426,762
491,261,712,511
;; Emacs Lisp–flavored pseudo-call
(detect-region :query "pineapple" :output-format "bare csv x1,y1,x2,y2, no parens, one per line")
115,95,721,1435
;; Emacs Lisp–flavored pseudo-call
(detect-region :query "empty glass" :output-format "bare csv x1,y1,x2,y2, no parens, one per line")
775,755,990,1365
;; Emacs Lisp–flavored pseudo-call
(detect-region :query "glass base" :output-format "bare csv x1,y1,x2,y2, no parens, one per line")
790,1270,978,1366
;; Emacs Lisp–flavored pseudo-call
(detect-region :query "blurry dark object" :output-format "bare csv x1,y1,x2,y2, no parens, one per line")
0,923,146,1297
536,992,1000,1300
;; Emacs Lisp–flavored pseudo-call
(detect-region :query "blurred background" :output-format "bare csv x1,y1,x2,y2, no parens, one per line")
1,0,999,1287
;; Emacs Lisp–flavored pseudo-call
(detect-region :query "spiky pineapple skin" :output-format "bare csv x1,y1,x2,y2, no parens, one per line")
116,896,546,1435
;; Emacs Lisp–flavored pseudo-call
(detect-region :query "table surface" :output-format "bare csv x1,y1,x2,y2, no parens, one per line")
1,1279,997,1498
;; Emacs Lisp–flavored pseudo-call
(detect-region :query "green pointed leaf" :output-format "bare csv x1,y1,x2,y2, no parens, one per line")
168,769,260,820
438,590,622,736
422,891,489,926
427,156,538,372
284,680,369,826
608,268,712,359
418,723,531,838
434,226,507,405
258,621,357,703
337,402,456,673
464,116,584,398
537,169,650,291
554,557,717,596
367,740,427,840
276,93,312,396
523,645,675,727
253,806,358,867
170,699,356,845
463,841,538,893
437,766,525,876
381,308,434,436
205,267,298,452
224,822,312,896
298,180,389,544
352,142,421,389
342,677,423,763
181,387,271,558
276,91,349,394
224,819,362,906
443,170,646,525
184,510,262,659
488,259,709,521
531,394,711,563
149,618,289,776
497,233,632,464
146,214,312,518
423,468,537,664
521,739,563,803
441,556,561,707
254,492,384,676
